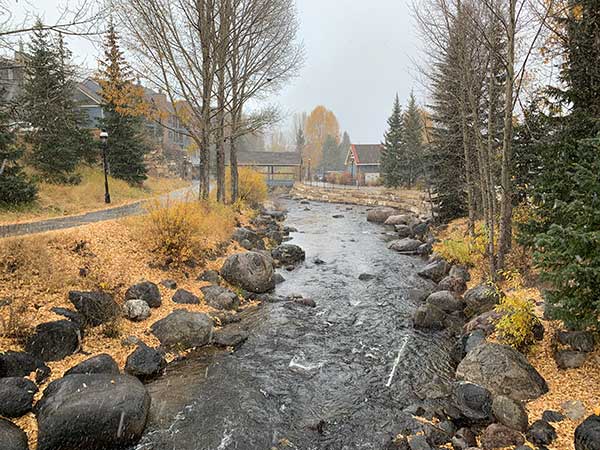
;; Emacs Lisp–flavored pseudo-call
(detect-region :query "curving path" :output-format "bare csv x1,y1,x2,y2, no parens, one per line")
0,183,196,239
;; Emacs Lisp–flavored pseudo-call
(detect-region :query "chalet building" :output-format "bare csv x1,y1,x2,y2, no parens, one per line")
345,144,383,184
0,51,26,103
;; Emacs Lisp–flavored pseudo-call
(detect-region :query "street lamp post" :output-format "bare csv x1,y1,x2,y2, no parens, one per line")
100,130,111,204
307,158,312,185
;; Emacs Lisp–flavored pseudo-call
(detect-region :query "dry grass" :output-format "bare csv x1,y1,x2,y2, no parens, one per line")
0,205,256,448
0,166,189,225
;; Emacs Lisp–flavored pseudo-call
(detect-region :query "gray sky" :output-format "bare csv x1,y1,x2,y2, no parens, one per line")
12,0,423,144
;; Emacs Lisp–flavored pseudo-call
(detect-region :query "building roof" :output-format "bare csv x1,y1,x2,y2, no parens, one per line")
227,151,302,166
347,144,382,166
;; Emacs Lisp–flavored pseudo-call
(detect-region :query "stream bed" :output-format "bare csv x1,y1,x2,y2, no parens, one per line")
133,200,456,450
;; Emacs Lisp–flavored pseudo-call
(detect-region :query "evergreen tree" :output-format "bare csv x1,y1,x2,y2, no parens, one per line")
337,131,351,171
295,125,305,154
519,1,600,330
381,94,404,187
21,22,89,183
402,92,424,188
97,23,150,185
0,110,37,205
320,134,339,172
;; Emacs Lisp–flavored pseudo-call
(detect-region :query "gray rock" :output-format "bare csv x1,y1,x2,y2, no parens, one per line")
526,420,556,446
451,428,478,450
124,343,166,380
271,244,306,266
556,330,595,353
367,207,398,223
413,303,448,330
554,350,588,369
232,227,263,249
160,279,177,290
456,343,548,401
50,307,84,327
463,284,501,318
172,289,200,305
220,252,275,294
151,310,213,350
450,265,471,282
0,418,28,450
453,381,493,421
358,273,376,281
123,299,151,322
197,270,221,284
212,327,249,348
417,259,451,283
0,351,50,383
0,377,37,418
438,276,467,295
417,242,433,256
385,214,417,226
36,374,150,450
463,310,504,336
492,395,528,432
121,335,140,347
25,320,81,361
480,423,525,449
465,329,487,354
407,434,432,450
125,281,161,308
395,224,413,238
562,400,587,420
389,238,422,254
426,291,464,313
68,291,120,327
200,285,240,311
64,354,119,376
542,410,565,423
273,273,286,284
575,414,600,450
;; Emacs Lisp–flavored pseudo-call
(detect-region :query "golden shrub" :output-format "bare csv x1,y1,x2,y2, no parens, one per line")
140,199,236,265
226,167,268,207
433,223,488,267
495,290,541,352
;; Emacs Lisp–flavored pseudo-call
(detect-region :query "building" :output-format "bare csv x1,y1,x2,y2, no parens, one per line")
345,144,383,184
0,51,26,103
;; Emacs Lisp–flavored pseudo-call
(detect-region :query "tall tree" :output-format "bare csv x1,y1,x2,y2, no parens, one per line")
0,110,37,204
320,134,341,172
21,22,89,183
97,22,150,185
402,92,425,188
337,131,351,171
381,94,404,188
304,105,339,170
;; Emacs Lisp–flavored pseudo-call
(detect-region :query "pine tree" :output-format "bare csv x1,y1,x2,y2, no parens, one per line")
97,23,150,186
519,1,600,330
337,131,351,171
320,134,339,172
0,110,37,205
402,92,424,188
295,126,305,154
381,95,404,187
21,22,88,183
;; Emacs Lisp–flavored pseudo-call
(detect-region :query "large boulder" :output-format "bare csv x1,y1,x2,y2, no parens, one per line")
575,415,600,450
0,377,38,418
456,343,548,401
384,214,417,226
426,291,464,314
437,276,467,295
220,252,275,294
367,207,398,223
25,320,81,361
212,326,249,348
388,238,423,254
555,330,595,353
492,395,528,432
64,354,120,376
123,299,151,322
449,265,471,282
271,244,306,266
463,284,501,318
68,291,120,326
526,420,556,446
0,351,50,383
125,281,161,308
453,381,493,422
35,374,150,450
0,418,28,450
413,303,448,330
417,260,451,283
125,343,166,380
200,285,240,311
554,350,588,369
150,310,213,350
395,224,413,238
232,227,263,249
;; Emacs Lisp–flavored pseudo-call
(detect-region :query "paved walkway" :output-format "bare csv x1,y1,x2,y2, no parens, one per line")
0,184,196,239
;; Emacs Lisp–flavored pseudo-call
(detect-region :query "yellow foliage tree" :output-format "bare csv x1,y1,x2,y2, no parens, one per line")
304,106,340,169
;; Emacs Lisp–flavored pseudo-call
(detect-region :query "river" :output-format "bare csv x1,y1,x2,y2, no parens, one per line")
133,199,456,450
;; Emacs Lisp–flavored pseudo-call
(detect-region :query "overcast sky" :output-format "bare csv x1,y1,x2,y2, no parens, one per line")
11,0,423,144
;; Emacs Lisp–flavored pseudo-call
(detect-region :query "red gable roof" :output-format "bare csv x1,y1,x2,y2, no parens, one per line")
348,144,383,165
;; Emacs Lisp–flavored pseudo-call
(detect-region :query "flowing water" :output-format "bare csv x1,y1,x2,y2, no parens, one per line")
134,200,456,450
